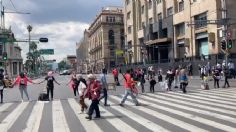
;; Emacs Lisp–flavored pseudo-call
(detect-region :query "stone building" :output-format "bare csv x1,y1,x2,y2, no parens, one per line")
0,28,23,78
87,6,125,73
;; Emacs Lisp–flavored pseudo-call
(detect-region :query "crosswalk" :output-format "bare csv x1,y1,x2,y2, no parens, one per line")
0,88,236,132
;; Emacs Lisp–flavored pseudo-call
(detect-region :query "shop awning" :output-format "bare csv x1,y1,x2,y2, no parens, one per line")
145,38,172,45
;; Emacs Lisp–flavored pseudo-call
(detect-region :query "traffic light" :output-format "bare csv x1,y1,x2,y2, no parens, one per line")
2,52,7,61
221,40,226,50
228,39,233,49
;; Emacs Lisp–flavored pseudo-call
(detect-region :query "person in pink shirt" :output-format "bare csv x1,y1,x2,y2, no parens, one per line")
12,72,36,102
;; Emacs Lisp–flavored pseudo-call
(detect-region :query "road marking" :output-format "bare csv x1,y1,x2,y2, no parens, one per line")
142,93,236,124
110,96,209,132
0,102,29,132
0,103,13,113
52,100,70,132
107,99,171,132
23,101,44,132
148,93,236,116
85,99,138,132
122,95,236,132
169,92,236,109
67,98,103,132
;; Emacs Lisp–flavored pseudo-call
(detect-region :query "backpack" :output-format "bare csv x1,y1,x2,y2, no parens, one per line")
20,78,25,85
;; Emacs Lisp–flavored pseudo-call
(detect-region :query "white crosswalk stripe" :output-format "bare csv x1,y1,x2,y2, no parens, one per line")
0,88,236,132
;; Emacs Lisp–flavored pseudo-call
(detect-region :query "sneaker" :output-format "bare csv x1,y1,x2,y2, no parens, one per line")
119,103,124,107
85,116,92,120
135,103,140,106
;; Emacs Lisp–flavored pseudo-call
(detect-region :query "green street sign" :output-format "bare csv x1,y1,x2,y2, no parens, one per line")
39,49,54,55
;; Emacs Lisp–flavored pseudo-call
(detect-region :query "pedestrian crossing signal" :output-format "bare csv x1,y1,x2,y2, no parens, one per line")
2,52,7,61
228,39,233,49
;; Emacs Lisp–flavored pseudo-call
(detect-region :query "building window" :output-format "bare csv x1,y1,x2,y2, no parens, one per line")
141,5,145,14
157,13,162,20
108,30,115,45
148,0,152,9
128,26,132,34
167,7,173,17
194,12,207,29
126,0,130,5
13,62,17,75
176,23,185,37
179,1,184,12
0,44,3,55
106,16,115,22
120,29,125,49
193,0,197,2
157,0,162,4
127,12,131,20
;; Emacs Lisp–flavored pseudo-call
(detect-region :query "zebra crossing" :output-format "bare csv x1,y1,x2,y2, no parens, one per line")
0,88,236,132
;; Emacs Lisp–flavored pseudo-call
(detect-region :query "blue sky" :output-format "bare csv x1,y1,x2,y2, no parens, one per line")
3,0,123,62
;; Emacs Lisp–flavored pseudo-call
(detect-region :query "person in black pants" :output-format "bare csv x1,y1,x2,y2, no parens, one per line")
39,71,60,100
223,68,230,88
213,70,220,88
149,77,156,93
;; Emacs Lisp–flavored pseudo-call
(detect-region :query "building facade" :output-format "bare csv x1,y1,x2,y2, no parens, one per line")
76,30,89,73
0,28,23,78
66,55,77,71
124,0,236,64
87,7,125,73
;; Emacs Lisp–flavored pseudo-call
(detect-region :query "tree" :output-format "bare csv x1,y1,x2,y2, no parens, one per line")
58,60,67,71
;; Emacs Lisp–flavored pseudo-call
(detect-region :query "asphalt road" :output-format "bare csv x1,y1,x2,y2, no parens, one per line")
1,74,236,132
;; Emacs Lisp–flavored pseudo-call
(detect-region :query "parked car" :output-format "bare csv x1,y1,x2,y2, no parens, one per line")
59,70,71,75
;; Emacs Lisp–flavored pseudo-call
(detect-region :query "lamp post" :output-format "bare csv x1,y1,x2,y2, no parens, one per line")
27,25,32,74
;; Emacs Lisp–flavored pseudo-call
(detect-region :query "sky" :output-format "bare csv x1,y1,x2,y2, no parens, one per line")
3,0,123,62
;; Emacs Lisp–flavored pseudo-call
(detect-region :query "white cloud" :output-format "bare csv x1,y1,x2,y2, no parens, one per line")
5,14,89,62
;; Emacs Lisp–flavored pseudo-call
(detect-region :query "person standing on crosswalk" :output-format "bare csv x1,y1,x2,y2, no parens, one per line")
120,69,139,107
67,72,79,96
12,72,36,102
179,67,188,93
38,71,60,100
85,74,101,120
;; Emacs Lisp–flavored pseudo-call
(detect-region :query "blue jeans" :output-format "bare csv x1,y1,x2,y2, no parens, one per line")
121,89,138,105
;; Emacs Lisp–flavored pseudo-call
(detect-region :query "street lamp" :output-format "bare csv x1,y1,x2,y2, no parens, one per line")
27,25,32,74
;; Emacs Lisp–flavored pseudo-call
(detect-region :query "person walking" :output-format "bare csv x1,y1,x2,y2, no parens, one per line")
77,75,88,113
149,76,156,93
140,68,146,93
0,74,6,103
67,72,79,96
38,71,60,100
120,69,139,107
85,74,101,120
112,68,120,86
12,72,36,102
213,69,220,88
223,67,230,88
99,69,110,106
166,69,174,91
179,68,188,93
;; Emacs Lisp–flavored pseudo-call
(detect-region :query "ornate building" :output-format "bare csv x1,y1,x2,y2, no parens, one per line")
87,7,124,73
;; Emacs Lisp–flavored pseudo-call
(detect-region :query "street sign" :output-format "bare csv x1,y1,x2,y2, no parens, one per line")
39,49,54,55
115,50,124,55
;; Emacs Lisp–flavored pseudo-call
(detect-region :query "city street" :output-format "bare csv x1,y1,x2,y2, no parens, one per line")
0,74,236,132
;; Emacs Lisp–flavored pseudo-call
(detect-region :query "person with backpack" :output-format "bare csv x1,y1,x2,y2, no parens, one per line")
67,72,79,96
38,71,60,100
85,74,101,120
12,72,36,102
179,68,188,93
99,69,110,106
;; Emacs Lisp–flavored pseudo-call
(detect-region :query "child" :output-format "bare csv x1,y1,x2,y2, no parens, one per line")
149,77,156,93
0,79,6,103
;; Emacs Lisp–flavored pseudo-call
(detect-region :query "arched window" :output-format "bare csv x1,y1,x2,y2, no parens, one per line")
108,30,114,45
